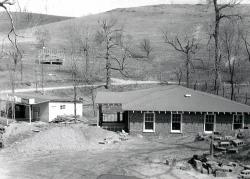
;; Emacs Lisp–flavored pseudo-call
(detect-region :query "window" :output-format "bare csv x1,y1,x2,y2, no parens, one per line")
171,113,182,133
233,114,244,130
103,113,117,122
204,114,215,133
144,112,155,132
60,105,66,110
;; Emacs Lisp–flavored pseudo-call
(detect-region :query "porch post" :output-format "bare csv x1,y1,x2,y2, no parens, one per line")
120,112,123,122
127,111,130,131
29,105,32,124
96,104,99,127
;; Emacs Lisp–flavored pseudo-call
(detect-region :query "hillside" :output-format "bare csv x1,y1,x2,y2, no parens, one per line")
0,4,250,101
0,11,73,33
25,4,250,68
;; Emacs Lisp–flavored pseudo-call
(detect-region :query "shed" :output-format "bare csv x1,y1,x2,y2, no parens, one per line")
6,93,82,122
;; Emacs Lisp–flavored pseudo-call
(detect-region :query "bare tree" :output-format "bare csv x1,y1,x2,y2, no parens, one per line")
76,28,91,75
241,32,250,62
174,66,183,85
220,22,242,100
207,0,241,94
0,0,22,122
7,51,20,121
65,23,93,77
163,33,198,88
139,38,153,58
0,0,20,52
34,28,51,49
95,18,129,89
71,59,79,122
34,29,51,93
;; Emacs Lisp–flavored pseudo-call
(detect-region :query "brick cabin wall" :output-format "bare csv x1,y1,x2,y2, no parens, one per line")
128,111,144,134
154,112,171,136
128,111,250,136
182,113,204,134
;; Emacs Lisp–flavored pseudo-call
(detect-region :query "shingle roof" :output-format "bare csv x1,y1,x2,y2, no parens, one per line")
95,85,250,113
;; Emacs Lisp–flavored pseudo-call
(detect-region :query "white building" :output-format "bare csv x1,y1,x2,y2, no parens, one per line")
6,93,82,122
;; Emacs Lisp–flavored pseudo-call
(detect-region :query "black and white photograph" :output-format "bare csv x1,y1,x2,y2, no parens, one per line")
0,0,250,178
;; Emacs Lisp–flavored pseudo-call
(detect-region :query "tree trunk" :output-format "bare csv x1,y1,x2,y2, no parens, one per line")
230,75,234,100
91,88,96,117
213,0,220,95
20,59,23,83
74,86,77,123
105,46,111,89
230,83,234,100
85,50,89,75
41,63,44,93
186,54,190,88
106,64,111,89
11,69,16,120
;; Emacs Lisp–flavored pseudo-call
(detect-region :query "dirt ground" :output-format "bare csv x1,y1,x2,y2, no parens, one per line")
0,123,239,179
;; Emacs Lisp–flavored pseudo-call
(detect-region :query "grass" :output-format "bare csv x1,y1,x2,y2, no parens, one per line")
0,4,250,105
0,11,73,33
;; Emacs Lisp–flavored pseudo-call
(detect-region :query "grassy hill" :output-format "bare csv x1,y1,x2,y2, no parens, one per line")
24,4,250,79
26,4,250,68
0,4,250,103
13,4,214,83
0,11,73,33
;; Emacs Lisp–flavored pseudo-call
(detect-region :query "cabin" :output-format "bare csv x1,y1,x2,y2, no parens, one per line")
6,93,82,122
95,85,250,135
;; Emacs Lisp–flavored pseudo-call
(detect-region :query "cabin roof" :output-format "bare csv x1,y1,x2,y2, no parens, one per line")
95,85,250,113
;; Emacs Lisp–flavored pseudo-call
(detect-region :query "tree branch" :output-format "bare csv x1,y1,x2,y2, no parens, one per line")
0,0,22,58
241,33,250,62
218,0,241,11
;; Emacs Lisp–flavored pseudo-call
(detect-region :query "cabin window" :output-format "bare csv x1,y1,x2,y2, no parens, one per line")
143,112,155,132
233,114,244,130
103,113,117,122
204,114,215,133
171,113,182,133
60,105,66,110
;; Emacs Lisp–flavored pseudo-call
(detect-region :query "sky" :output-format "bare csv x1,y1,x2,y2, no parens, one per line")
7,0,250,17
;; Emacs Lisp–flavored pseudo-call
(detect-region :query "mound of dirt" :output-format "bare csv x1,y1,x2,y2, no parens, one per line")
3,121,48,147
5,125,120,155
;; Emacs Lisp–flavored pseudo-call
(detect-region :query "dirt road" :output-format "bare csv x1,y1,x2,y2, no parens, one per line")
0,78,161,94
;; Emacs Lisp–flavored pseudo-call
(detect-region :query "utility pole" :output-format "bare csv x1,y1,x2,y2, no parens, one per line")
210,132,214,159
41,46,46,94
35,67,38,93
